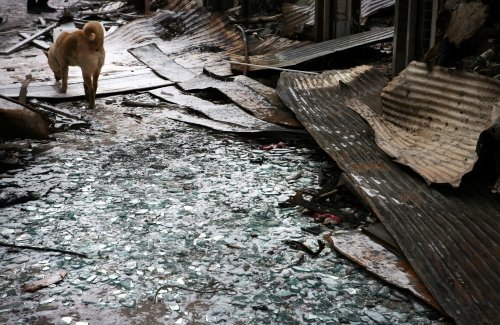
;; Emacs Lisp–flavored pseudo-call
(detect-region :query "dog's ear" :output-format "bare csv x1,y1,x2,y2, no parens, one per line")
43,50,49,58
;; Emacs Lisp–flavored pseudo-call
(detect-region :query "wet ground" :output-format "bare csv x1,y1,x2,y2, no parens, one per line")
0,93,443,324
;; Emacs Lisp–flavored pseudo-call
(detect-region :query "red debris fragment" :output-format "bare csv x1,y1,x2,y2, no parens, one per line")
312,212,343,225
259,141,287,151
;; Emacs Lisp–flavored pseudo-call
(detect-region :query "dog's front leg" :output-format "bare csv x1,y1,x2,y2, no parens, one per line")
83,72,95,109
61,65,69,93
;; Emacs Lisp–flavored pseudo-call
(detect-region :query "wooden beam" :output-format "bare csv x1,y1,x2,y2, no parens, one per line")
19,33,51,50
0,23,57,55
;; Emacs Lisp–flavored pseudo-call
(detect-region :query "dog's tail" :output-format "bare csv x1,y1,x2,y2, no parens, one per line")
83,21,105,47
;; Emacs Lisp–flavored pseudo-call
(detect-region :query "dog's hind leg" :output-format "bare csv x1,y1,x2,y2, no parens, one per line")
92,67,101,97
61,65,69,93
83,72,95,109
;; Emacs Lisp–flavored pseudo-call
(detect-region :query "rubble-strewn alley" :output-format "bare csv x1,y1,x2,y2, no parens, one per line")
1,0,499,324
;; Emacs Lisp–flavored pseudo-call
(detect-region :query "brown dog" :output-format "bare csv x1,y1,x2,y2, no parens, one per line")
44,21,105,109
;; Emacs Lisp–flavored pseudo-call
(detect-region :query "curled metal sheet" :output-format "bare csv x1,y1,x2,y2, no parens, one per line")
347,61,500,187
277,66,500,325
230,27,393,71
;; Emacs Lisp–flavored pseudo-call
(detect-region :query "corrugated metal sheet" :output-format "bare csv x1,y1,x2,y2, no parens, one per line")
276,66,500,325
282,0,315,37
361,0,395,18
128,43,197,83
230,27,393,71
346,61,500,187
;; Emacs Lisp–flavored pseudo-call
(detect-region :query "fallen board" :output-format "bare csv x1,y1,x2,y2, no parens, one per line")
0,23,57,55
0,68,173,99
333,230,441,311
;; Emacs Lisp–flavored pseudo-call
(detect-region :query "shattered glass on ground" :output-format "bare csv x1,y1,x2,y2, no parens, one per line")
0,95,442,324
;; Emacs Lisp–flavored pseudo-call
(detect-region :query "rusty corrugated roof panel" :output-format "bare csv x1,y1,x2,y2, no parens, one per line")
276,66,500,325
346,61,500,187
361,0,395,18
230,27,393,71
0,97,50,139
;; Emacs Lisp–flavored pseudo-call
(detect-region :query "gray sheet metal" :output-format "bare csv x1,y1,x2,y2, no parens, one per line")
230,27,394,71
149,86,297,133
149,106,264,133
179,74,302,128
277,67,500,325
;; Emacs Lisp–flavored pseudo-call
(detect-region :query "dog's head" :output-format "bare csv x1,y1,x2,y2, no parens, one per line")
43,49,62,82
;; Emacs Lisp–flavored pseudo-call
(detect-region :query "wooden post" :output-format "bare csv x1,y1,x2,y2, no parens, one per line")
315,0,325,42
429,0,439,48
405,0,418,64
350,0,361,34
393,0,440,75
393,0,409,75
316,0,361,42
324,0,332,40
